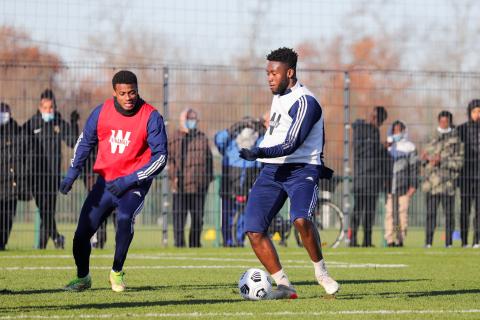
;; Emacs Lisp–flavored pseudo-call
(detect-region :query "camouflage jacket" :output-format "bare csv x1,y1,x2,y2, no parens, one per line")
421,129,464,196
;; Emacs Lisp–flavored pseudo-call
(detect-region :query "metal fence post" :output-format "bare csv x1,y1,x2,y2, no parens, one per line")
342,71,352,247
161,66,170,247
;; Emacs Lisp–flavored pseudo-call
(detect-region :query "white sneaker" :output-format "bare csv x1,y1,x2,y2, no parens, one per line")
266,284,298,300
473,244,480,249
318,275,340,295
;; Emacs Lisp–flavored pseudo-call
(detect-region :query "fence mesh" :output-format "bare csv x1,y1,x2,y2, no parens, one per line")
1,62,479,249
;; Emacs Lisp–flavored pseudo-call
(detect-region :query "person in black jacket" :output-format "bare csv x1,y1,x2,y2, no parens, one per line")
351,106,390,247
457,99,480,248
23,89,79,249
0,102,26,250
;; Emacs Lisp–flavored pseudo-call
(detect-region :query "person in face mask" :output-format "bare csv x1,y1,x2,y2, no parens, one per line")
384,120,418,247
421,111,464,248
457,99,480,248
0,102,25,250
168,108,213,248
22,89,80,249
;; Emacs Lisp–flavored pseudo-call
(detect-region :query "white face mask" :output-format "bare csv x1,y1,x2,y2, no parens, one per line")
0,112,10,125
437,127,452,134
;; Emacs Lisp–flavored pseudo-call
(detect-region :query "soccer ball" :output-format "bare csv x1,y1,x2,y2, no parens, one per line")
238,268,272,300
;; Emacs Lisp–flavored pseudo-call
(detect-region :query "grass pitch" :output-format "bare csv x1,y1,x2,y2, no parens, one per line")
1,242,480,320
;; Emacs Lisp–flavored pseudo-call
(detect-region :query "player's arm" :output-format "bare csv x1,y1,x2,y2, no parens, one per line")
59,105,101,194
105,111,168,196
240,95,322,160
135,111,168,181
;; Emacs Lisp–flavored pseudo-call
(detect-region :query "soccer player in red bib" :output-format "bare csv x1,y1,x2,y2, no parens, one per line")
60,71,168,292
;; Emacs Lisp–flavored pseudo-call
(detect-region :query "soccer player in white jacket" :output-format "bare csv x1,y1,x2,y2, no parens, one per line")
239,47,339,299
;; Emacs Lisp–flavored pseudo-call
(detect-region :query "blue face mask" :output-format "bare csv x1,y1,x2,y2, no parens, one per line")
41,112,55,122
186,120,197,130
0,112,10,125
392,133,403,142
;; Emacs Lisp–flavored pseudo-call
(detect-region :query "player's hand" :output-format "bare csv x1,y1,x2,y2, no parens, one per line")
239,148,260,161
70,110,80,123
106,178,130,197
59,177,75,195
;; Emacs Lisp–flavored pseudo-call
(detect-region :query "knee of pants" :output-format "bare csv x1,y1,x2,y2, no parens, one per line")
115,211,135,230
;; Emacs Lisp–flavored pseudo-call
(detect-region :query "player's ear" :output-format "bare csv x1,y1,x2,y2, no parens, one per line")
287,68,295,79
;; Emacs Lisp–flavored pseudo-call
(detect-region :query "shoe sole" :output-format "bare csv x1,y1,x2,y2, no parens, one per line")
64,284,91,292
109,279,125,292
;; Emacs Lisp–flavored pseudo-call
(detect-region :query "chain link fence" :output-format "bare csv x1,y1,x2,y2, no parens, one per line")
1,63,479,249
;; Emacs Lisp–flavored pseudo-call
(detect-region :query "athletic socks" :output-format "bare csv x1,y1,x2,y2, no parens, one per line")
312,259,329,280
271,268,292,287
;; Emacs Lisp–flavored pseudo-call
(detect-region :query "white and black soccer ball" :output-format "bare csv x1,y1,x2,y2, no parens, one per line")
238,268,272,300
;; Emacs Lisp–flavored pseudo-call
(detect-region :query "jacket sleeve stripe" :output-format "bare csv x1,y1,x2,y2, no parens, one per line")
137,155,166,180
70,132,84,167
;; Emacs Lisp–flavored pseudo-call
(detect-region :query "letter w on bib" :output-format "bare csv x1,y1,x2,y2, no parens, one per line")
110,130,131,154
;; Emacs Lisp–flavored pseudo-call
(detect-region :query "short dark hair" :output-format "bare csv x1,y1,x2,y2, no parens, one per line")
40,89,55,101
391,120,406,131
0,102,11,113
438,110,453,123
112,70,138,89
374,105,388,124
266,47,298,70
468,99,480,110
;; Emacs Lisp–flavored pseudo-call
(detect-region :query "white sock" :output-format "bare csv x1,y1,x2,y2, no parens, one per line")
271,269,291,287
313,259,329,279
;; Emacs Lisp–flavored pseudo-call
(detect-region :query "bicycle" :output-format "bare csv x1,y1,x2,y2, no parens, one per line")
269,177,345,248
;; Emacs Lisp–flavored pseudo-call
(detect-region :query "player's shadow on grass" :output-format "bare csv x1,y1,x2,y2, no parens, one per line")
0,283,235,296
0,288,107,295
293,279,427,286
406,288,480,298
129,283,234,292
339,288,480,300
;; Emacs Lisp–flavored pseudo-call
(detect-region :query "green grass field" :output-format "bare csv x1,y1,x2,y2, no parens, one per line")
1,230,480,320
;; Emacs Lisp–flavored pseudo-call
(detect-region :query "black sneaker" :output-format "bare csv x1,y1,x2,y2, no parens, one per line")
54,235,65,249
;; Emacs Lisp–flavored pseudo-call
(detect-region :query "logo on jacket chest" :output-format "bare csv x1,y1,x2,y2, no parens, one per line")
269,112,282,135
109,130,131,154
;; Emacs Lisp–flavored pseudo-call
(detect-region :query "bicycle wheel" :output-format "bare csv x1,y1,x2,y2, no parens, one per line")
314,200,344,248
292,200,344,248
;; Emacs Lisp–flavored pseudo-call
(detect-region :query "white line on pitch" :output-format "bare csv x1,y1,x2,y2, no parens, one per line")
0,254,408,266
1,310,480,319
0,262,407,271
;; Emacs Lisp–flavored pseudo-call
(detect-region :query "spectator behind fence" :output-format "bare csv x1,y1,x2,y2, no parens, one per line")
214,115,266,247
457,99,480,248
351,106,390,247
168,108,213,248
0,102,29,250
421,111,463,248
384,121,418,247
22,89,79,249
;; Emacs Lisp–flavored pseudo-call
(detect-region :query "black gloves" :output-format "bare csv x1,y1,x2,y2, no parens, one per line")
239,147,262,161
106,177,132,197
